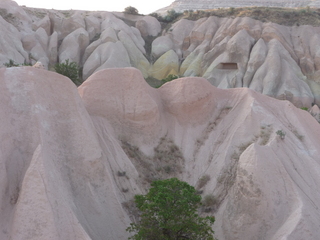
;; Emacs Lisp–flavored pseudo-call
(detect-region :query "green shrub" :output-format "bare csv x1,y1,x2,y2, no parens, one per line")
156,74,179,88
126,178,215,240
163,9,182,22
124,6,139,15
3,59,31,67
276,130,286,140
54,59,80,85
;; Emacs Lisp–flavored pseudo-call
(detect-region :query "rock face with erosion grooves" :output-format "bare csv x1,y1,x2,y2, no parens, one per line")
1,66,320,239
2,0,320,107
156,0,320,14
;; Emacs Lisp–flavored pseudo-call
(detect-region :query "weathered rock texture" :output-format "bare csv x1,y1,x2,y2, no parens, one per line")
1,66,320,240
156,0,320,14
2,1,320,107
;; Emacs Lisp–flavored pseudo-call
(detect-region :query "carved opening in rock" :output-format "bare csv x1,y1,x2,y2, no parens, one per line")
216,62,238,70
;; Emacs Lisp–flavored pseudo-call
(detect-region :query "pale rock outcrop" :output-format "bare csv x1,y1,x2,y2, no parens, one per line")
35,27,48,52
21,32,37,52
0,15,28,65
32,61,45,69
307,80,320,106
243,38,268,87
79,68,161,144
82,41,130,80
167,19,195,58
50,11,86,40
151,36,174,59
80,67,320,239
118,30,150,78
82,27,118,65
59,27,89,65
0,66,132,240
0,0,31,31
2,66,320,240
85,15,101,41
156,0,320,14
180,51,204,76
203,29,255,88
101,12,146,54
249,39,314,107
135,16,161,37
30,43,49,68
150,49,179,80
183,16,220,56
310,104,320,123
48,31,58,65
32,15,51,36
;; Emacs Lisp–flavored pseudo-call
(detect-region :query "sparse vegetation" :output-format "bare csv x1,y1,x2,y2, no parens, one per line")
150,10,182,23
300,107,309,111
259,124,273,145
54,59,80,85
126,178,215,240
182,7,320,27
3,59,31,67
121,137,184,188
197,174,211,189
155,74,179,88
117,171,126,177
201,194,217,213
124,6,139,15
293,130,304,141
276,130,286,139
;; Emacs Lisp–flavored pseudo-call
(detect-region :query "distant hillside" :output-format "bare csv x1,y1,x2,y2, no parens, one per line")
156,0,320,14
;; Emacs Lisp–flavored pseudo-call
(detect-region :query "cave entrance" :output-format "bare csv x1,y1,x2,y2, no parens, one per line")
216,62,238,70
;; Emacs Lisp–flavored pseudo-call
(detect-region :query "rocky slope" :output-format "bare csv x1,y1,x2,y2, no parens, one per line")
1,0,320,107
1,66,320,240
156,0,320,14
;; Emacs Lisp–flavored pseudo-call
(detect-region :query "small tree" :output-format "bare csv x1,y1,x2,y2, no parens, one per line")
124,6,139,15
126,178,215,240
54,59,80,85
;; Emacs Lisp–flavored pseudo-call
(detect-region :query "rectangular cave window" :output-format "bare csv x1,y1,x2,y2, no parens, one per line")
216,62,238,70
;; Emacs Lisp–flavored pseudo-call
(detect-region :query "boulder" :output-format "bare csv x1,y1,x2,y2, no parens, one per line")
82,27,118,65
50,11,86,40
48,31,58,66
85,15,101,41
0,15,28,66
79,67,161,144
249,39,314,107
32,15,51,36
135,16,161,37
151,36,174,59
118,30,150,78
82,41,130,79
150,50,179,80
59,28,89,65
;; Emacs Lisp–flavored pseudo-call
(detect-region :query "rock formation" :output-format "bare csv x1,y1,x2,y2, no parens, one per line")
1,1,320,107
1,66,320,240
156,0,320,14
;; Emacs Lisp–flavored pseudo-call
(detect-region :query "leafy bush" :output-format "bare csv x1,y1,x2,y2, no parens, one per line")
127,178,215,240
156,74,179,88
150,10,182,23
276,130,286,140
124,6,139,15
164,9,182,22
54,59,80,85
